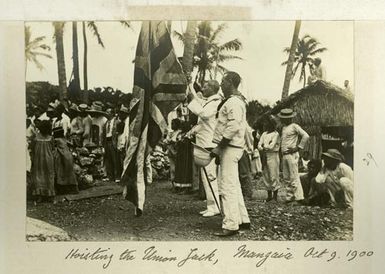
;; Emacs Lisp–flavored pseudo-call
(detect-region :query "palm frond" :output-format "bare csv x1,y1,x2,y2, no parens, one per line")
25,26,31,45
120,21,132,29
31,55,44,70
172,30,185,43
292,62,301,79
38,44,51,51
309,47,327,55
25,25,51,69
283,47,291,53
209,23,227,43
307,41,321,52
216,64,228,75
87,21,105,48
198,21,212,37
219,38,242,51
31,51,52,59
216,54,243,62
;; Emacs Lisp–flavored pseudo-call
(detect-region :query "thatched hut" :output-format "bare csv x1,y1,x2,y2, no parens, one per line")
270,80,354,166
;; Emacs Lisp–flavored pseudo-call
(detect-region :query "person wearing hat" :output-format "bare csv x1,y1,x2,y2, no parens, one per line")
211,71,250,237
38,102,56,122
68,104,84,147
278,108,309,204
104,108,122,183
187,79,222,217
87,101,107,147
79,103,92,146
312,149,353,208
52,103,71,137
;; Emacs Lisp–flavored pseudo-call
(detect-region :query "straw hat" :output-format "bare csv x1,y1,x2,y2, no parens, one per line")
69,103,80,113
277,108,296,119
192,143,213,167
322,149,345,162
47,102,56,112
79,104,89,112
119,105,130,114
87,101,106,115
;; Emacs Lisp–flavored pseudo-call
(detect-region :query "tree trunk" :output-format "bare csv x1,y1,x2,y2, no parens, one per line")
82,21,89,103
303,67,306,87
181,21,197,83
72,22,81,97
54,22,68,102
282,20,301,99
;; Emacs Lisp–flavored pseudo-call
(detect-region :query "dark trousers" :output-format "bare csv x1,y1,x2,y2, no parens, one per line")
238,150,254,199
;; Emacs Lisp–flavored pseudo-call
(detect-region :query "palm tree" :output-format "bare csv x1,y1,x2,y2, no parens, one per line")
24,25,52,76
174,21,242,86
181,21,197,82
72,22,81,95
81,21,131,103
282,20,301,99
282,34,327,88
53,22,67,101
82,21,105,98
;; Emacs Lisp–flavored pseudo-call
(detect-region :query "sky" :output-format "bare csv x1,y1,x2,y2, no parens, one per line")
25,21,353,105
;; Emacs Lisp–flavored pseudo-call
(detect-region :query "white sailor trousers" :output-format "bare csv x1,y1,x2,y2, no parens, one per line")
263,152,280,191
201,158,220,213
218,146,250,231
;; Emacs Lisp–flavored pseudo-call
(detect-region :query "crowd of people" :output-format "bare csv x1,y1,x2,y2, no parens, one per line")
26,70,354,237
164,71,354,237
26,99,138,202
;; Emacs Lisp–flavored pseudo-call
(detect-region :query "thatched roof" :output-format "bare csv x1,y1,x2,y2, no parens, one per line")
271,80,354,127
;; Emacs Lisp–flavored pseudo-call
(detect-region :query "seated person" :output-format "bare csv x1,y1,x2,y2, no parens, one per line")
307,149,353,208
300,159,322,199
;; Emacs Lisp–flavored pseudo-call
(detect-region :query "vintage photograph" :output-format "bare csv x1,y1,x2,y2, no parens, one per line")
25,20,354,241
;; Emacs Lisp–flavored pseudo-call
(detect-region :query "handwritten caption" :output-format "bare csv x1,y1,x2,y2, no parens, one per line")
64,245,374,269
363,152,378,167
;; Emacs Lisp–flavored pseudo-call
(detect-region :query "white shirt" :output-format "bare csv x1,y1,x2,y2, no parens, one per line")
244,125,254,153
188,94,221,148
52,113,71,136
258,131,280,152
105,117,116,138
281,123,309,153
213,95,247,148
70,116,84,135
91,116,107,146
315,162,353,184
38,112,49,121
117,117,130,151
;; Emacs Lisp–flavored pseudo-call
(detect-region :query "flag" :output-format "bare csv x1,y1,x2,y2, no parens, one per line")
121,21,187,216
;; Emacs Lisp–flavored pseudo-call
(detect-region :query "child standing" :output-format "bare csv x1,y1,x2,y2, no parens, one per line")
258,117,280,202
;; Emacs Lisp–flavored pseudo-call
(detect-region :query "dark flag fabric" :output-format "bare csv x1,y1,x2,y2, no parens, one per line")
121,21,187,215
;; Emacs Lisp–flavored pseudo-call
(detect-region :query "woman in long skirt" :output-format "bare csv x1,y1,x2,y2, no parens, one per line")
53,127,79,195
31,120,55,202
173,118,194,193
